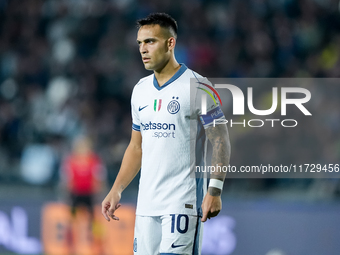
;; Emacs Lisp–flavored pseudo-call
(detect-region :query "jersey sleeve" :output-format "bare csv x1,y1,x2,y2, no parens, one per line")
196,78,226,129
131,86,141,132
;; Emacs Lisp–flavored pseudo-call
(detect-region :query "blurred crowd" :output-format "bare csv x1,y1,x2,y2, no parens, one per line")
0,0,340,197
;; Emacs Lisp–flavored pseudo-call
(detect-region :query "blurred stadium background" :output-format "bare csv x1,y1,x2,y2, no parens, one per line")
0,0,340,254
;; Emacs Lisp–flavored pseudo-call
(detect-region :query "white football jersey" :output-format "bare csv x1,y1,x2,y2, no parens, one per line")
131,64,225,216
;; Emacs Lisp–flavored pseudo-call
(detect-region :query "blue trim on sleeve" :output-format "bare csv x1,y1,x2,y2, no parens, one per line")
153,64,188,91
200,105,225,126
132,123,140,131
160,254,182,255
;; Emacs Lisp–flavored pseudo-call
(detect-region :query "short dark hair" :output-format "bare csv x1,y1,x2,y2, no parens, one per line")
137,13,178,38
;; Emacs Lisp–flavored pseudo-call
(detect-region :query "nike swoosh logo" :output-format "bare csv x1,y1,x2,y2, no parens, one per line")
171,243,185,248
139,105,148,111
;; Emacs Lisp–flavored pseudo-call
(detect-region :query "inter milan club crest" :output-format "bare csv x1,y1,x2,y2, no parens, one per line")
167,97,180,114
154,99,162,112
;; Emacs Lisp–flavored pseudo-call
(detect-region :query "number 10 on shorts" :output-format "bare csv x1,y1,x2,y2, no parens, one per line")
171,214,189,234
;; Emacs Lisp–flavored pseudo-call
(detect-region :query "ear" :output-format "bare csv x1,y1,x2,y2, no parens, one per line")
168,37,176,51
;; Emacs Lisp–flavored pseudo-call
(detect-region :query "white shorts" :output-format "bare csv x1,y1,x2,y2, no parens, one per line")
133,214,203,255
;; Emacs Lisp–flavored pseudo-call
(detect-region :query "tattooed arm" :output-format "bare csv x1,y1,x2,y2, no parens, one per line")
101,130,142,221
201,123,231,222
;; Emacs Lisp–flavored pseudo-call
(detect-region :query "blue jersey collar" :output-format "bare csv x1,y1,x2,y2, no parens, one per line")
153,64,188,91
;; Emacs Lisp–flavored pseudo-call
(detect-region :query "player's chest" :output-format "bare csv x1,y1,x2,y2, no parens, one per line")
137,89,191,121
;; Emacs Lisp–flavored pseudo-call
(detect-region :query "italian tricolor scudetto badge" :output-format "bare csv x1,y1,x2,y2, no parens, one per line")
154,99,162,112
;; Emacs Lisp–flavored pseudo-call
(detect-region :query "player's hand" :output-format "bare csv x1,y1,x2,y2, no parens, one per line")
201,192,222,222
101,190,122,221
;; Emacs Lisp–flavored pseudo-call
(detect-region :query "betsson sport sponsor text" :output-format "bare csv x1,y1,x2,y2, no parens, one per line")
141,121,176,138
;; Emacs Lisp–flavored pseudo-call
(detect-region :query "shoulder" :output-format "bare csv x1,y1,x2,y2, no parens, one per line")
188,69,203,79
135,74,154,88
131,74,153,98
180,64,202,78
182,67,206,83
131,74,153,103
182,67,211,88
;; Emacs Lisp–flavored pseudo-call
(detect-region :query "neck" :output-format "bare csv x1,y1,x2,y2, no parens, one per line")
154,58,180,87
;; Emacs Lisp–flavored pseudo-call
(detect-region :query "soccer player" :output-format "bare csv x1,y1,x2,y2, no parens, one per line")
101,13,231,255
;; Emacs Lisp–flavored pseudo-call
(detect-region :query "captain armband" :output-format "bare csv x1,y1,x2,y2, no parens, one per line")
199,106,226,129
